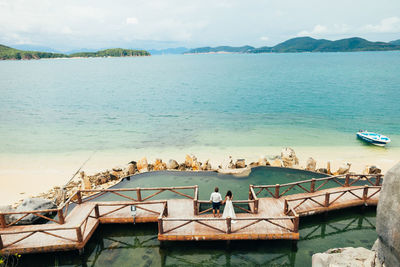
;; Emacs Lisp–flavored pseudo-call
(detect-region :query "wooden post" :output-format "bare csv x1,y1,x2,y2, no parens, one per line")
193,200,198,215
76,191,82,204
76,228,83,242
0,234,3,249
249,185,253,199
310,179,316,193
136,187,142,201
294,215,299,232
57,209,65,224
226,217,232,234
255,199,259,214
158,217,163,234
363,185,368,201
0,214,7,228
345,174,350,187
94,205,100,219
324,192,330,207
164,202,168,217
284,199,289,214
275,184,280,198
375,175,382,186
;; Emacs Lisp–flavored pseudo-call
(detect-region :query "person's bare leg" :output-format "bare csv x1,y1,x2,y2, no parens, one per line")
213,209,216,217
217,209,220,217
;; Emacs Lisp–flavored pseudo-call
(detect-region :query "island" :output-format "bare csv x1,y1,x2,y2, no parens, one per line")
0,45,150,60
185,37,400,54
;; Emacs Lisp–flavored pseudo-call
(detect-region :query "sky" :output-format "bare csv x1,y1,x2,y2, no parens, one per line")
0,0,400,51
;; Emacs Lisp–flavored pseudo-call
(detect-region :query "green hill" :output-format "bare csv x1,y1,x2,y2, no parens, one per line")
390,39,400,45
0,45,150,60
186,37,400,54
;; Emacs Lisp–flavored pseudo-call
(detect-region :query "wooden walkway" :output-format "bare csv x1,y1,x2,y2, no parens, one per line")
0,174,382,254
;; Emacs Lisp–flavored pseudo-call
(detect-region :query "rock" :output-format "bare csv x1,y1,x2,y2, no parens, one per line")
375,162,400,267
270,158,283,167
185,155,193,168
153,159,167,171
249,162,259,168
201,160,212,171
306,157,317,172
54,188,66,205
112,167,122,172
0,205,13,224
220,156,235,169
235,159,246,168
312,247,378,267
137,157,148,173
81,171,91,190
127,162,136,175
10,198,57,225
281,147,299,168
258,156,269,166
218,167,251,177
167,159,179,170
191,156,201,171
317,168,328,174
364,165,382,175
335,163,352,175
178,163,186,171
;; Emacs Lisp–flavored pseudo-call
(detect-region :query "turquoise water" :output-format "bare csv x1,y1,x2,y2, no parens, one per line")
0,52,400,154
17,168,377,266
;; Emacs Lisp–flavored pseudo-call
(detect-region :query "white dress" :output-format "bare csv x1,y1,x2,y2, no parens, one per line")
222,197,236,220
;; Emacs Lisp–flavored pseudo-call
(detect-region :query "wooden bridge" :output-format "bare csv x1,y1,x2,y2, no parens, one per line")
0,173,382,255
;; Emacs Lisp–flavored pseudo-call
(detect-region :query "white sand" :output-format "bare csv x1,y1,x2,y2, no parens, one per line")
0,146,399,205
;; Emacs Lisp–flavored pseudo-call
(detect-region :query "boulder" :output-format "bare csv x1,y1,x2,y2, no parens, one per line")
281,147,299,167
364,165,382,175
137,157,148,173
249,162,259,168
153,159,167,171
201,160,212,171
270,158,283,167
306,157,317,172
218,167,251,177
10,198,57,225
312,247,378,267
185,155,193,168
317,168,328,174
235,159,246,169
54,188,66,206
258,156,269,166
191,156,201,171
127,162,136,175
375,162,400,266
335,163,351,175
80,171,91,190
178,163,186,171
167,159,179,170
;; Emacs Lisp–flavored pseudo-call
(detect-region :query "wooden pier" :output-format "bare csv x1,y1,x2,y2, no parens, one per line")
0,174,382,254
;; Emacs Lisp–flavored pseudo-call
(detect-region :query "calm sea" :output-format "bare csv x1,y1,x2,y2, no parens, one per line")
0,52,399,154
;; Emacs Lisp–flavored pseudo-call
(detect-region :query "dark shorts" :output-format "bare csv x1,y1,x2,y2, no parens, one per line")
212,202,221,210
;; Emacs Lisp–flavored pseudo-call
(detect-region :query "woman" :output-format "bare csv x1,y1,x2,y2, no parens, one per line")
222,190,236,221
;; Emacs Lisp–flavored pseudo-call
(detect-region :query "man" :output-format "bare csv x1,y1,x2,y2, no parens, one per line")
210,187,222,217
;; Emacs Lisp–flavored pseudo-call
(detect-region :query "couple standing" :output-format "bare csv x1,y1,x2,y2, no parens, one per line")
209,187,236,219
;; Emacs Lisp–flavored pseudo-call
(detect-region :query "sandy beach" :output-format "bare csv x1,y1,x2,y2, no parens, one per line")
1,146,398,205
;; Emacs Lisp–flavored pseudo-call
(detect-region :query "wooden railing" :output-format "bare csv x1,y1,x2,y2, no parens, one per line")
158,215,299,236
0,186,197,228
251,174,383,199
283,185,381,215
95,200,168,219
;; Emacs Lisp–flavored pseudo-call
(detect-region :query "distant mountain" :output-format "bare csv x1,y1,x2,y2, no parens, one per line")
389,39,400,45
186,45,254,54
148,47,189,55
186,37,400,54
0,45,150,60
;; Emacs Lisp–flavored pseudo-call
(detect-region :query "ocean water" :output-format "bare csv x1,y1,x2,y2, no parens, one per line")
0,52,399,155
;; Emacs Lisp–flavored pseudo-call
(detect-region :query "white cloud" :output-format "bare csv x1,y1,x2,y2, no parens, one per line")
363,17,400,33
126,17,139,25
297,24,351,37
297,24,327,36
260,36,269,41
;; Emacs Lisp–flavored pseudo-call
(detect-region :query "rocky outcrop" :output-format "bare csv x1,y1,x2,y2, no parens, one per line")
364,165,382,175
306,157,317,172
281,148,299,167
312,247,380,267
335,163,351,175
270,158,283,167
127,161,137,175
10,198,57,225
220,156,235,169
153,159,167,171
201,160,212,171
137,157,148,173
375,162,400,266
235,159,246,168
257,156,269,166
218,167,251,177
167,159,179,170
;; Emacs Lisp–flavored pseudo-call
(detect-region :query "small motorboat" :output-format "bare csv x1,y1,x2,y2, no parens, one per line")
356,130,391,146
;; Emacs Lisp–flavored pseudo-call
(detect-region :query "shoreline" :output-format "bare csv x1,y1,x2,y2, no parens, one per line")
0,145,398,206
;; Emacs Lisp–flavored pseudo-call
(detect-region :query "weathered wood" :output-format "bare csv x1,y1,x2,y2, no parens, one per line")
363,185,368,201
0,214,6,228
275,184,280,198
57,210,65,224
0,234,3,249
294,215,299,232
136,187,142,201
345,174,350,187
158,217,163,234
310,178,316,192
76,228,83,242
324,192,330,207
94,205,100,219
284,199,289,214
226,217,232,234
76,191,82,204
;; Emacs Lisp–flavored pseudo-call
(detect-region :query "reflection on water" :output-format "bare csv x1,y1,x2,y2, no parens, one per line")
17,168,377,266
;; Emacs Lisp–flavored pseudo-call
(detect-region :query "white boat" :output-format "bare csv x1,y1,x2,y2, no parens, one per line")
356,130,391,146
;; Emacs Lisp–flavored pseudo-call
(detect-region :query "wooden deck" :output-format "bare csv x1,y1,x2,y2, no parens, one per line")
0,174,382,254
